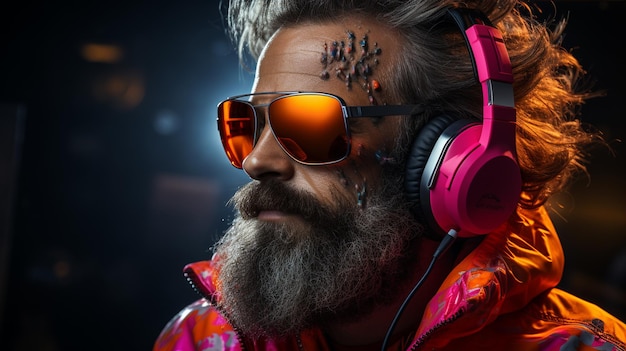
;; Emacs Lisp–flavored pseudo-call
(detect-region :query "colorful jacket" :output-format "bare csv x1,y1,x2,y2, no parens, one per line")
153,207,626,350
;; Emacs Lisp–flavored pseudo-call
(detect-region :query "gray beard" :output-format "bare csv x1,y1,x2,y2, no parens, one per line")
211,171,424,339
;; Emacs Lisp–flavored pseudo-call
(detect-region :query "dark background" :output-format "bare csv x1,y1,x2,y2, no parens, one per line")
0,1,624,350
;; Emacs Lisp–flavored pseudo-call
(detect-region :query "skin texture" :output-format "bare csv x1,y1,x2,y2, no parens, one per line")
245,22,400,199
212,17,458,348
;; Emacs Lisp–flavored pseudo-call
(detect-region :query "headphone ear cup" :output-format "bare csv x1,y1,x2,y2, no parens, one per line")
405,114,473,230
403,8,521,239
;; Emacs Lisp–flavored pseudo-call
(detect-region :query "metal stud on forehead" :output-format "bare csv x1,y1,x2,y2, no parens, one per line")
320,30,383,105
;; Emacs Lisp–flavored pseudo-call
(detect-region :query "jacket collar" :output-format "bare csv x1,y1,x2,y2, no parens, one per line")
411,206,563,347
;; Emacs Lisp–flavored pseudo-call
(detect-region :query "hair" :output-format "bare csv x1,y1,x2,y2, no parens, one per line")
223,0,606,209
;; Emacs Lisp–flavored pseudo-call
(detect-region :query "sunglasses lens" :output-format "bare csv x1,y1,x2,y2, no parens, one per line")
217,100,255,168
269,94,348,164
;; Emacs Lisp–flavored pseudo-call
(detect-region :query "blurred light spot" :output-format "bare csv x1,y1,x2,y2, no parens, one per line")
91,71,145,110
54,260,70,279
81,43,124,63
154,110,180,135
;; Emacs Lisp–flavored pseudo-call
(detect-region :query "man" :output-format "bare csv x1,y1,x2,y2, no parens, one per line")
154,0,626,350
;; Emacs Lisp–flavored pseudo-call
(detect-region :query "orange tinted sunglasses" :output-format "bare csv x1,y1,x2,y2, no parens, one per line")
217,92,425,168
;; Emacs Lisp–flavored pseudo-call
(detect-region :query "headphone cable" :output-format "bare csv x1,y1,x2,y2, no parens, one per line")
380,229,458,351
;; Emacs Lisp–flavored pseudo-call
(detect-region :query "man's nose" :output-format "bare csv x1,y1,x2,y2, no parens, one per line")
242,123,295,181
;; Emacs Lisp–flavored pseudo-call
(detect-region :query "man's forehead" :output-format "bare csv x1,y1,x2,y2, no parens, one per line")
256,21,395,105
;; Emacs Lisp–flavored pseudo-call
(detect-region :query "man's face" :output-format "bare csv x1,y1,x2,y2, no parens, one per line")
212,18,426,338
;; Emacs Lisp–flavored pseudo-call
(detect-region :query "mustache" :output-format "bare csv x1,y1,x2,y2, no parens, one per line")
230,179,346,223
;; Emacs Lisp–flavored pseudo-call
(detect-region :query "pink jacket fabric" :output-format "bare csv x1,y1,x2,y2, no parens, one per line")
153,207,626,350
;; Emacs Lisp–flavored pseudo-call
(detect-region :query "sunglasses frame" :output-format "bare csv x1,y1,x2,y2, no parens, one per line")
217,91,426,168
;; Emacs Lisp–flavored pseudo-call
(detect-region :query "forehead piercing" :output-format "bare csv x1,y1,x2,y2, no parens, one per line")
321,43,328,64
356,143,365,157
357,61,371,78
320,30,382,103
331,41,339,60
356,181,367,209
360,35,368,53
345,31,355,56
375,149,396,165
336,169,351,187
371,80,381,91
368,94,376,105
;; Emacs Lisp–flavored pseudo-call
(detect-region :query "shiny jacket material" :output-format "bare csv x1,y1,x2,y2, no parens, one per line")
153,207,626,350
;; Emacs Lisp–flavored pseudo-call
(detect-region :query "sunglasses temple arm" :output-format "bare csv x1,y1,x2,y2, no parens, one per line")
344,104,426,118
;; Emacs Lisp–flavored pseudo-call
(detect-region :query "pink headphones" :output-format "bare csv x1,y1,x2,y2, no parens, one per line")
404,8,522,238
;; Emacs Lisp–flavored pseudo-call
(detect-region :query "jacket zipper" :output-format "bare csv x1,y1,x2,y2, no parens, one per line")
185,272,248,350
407,309,465,351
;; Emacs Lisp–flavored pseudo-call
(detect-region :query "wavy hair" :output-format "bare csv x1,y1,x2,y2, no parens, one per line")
223,0,605,209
